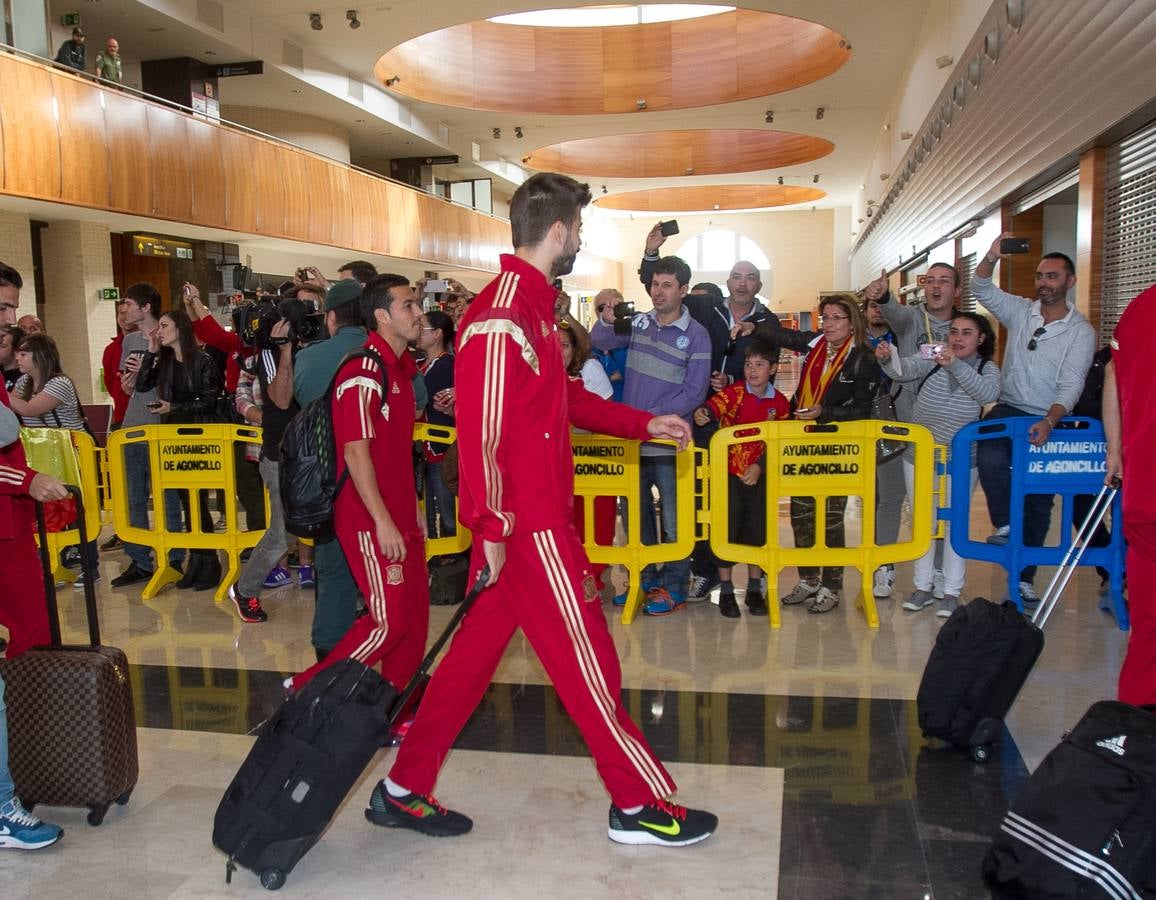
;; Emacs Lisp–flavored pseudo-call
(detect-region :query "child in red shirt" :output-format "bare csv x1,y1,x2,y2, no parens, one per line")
694,340,789,618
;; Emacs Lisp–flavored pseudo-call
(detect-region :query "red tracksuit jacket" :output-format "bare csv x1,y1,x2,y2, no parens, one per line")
455,254,654,543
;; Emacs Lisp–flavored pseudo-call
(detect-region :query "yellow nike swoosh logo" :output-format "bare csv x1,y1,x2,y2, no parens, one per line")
639,818,681,836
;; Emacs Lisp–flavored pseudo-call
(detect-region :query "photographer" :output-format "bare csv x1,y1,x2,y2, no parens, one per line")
227,310,302,624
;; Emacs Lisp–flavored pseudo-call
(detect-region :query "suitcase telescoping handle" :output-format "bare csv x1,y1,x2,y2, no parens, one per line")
390,564,491,723
1033,483,1118,630
34,484,101,647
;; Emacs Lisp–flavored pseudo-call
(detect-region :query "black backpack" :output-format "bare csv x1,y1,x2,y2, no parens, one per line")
279,348,385,538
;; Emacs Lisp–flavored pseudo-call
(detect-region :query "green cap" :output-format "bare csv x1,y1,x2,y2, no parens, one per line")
324,278,362,311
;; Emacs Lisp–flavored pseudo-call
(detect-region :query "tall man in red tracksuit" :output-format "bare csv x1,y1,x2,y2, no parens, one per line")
0,261,70,658
286,275,430,693
367,173,719,847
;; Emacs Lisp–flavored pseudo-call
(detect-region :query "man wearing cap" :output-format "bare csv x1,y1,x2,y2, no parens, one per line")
54,28,86,71
291,277,369,661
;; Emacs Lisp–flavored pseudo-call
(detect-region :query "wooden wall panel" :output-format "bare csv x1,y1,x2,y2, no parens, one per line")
349,172,389,256
327,166,353,249
220,129,257,234
186,119,226,229
54,75,109,207
1002,203,1044,298
252,140,286,236
303,156,335,245
105,91,151,213
1,62,60,199
145,105,192,221
279,150,310,240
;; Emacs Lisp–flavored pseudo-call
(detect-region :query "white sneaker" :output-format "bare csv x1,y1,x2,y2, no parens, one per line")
872,566,895,599
932,569,945,600
1019,581,1040,608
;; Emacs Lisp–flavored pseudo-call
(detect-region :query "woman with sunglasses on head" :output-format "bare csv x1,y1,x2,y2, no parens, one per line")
10,332,101,586
135,307,224,590
784,294,883,614
876,312,1001,618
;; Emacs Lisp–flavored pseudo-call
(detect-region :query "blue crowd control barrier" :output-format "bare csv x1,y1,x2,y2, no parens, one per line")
948,417,1126,627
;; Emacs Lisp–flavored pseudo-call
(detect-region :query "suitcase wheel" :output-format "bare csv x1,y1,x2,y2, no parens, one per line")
969,744,990,764
260,867,287,891
116,789,132,806
87,804,108,826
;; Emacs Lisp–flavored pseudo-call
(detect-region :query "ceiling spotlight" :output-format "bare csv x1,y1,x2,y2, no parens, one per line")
309,12,323,30
346,10,361,29
777,176,783,186
492,127,501,139
764,110,774,124
384,76,400,87
813,174,820,184
514,126,523,139
601,185,608,195
815,107,825,120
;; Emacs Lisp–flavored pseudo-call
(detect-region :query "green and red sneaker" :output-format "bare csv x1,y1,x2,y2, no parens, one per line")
365,782,473,837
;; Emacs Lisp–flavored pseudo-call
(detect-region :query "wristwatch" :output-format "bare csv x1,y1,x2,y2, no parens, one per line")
985,252,999,265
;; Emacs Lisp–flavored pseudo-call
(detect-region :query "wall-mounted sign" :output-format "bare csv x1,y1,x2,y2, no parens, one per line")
100,287,120,301
61,12,80,26
215,61,264,78
132,235,194,259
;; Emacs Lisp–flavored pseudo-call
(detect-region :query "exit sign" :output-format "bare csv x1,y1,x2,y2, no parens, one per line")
61,12,80,26
100,287,120,301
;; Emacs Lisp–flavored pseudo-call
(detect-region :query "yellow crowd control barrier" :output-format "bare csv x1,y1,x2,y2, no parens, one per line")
413,422,471,560
107,424,267,603
571,435,701,623
23,428,102,586
708,420,945,628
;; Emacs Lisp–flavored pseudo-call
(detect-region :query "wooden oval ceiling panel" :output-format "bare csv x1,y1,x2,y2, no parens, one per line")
595,185,827,212
523,129,833,178
374,10,851,115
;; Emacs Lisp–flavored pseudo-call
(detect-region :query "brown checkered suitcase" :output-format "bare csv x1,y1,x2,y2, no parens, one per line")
0,486,138,825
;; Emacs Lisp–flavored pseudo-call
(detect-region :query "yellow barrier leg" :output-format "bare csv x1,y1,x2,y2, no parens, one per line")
764,567,781,629
141,562,182,600
855,566,880,628
217,551,240,604
619,564,645,624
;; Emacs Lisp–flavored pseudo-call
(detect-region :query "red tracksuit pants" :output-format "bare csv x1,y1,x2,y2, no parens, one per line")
0,531,51,659
389,523,676,810
1119,522,1156,705
290,528,429,692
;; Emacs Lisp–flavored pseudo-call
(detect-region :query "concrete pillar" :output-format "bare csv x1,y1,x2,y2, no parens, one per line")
0,209,36,308
38,220,115,404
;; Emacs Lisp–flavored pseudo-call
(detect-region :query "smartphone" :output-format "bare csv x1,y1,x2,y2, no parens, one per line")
425,279,449,293
295,267,310,281
660,219,680,237
1000,237,1031,255
146,400,163,411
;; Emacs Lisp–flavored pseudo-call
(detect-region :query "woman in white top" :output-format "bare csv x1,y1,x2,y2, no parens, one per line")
10,332,98,584
875,312,1002,617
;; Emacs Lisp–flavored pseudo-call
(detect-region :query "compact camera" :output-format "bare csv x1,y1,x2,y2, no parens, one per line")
611,300,637,335
919,343,945,359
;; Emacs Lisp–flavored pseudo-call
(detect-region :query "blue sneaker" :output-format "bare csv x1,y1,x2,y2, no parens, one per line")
611,592,627,607
0,798,63,850
263,566,292,589
643,587,685,616
298,564,315,587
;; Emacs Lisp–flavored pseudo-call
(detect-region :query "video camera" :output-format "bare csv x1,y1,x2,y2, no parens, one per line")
611,300,637,335
233,297,326,349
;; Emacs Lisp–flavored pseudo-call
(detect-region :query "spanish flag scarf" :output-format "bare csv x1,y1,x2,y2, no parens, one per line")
796,337,851,411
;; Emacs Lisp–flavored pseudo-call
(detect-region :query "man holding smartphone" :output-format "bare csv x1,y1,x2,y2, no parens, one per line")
973,233,1096,608
111,283,185,588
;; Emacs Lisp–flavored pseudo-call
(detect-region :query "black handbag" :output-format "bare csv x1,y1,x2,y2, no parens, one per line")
872,389,906,463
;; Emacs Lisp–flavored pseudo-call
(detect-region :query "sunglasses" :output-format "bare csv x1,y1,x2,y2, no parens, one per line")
595,305,608,314
1027,326,1046,351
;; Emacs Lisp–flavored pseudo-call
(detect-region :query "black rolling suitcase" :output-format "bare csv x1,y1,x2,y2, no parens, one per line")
916,485,1116,762
982,701,1156,898
0,486,139,824
213,565,490,891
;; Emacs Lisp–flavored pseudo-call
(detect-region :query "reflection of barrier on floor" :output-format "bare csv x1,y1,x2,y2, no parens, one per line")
24,428,103,586
107,424,268,603
571,435,699,623
708,420,943,628
949,417,1126,627
413,422,471,559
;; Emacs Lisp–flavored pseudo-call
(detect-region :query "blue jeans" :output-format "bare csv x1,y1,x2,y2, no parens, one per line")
123,442,183,571
237,458,289,597
425,460,457,539
0,674,13,807
976,403,1055,583
639,455,689,597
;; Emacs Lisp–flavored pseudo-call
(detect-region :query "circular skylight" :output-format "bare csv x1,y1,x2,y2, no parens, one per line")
489,4,734,28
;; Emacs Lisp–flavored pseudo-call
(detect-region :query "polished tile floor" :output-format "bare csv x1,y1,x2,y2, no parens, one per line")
2,501,1129,899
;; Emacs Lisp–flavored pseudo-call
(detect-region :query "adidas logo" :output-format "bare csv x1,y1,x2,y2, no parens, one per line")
1095,734,1127,756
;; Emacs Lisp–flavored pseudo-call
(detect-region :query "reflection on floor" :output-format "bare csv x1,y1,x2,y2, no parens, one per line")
5,514,1128,898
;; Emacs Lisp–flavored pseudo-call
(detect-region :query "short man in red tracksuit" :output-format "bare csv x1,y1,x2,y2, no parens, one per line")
367,173,719,847
0,261,70,659
286,275,429,693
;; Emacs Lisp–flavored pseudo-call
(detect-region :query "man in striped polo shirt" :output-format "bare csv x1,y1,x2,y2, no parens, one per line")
590,256,711,615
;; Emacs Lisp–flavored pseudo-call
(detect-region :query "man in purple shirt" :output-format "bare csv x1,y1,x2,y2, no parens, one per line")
590,256,710,615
